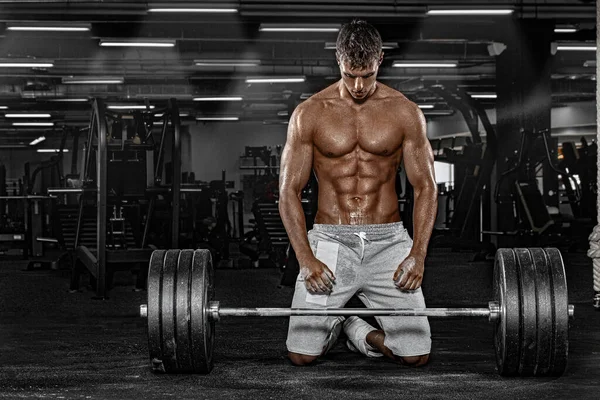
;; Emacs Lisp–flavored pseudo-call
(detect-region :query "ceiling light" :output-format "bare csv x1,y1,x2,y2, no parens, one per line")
154,112,189,117
193,96,243,101
0,60,53,68
100,39,176,47
418,104,435,109
107,105,156,110
196,116,239,121
423,110,454,116
554,28,577,33
427,9,513,16
277,111,289,117
7,23,91,32
584,60,596,68
13,122,54,127
324,41,398,50
556,44,596,51
0,106,7,109
260,24,340,32
37,149,69,153
194,59,260,67
392,62,458,68
148,5,237,13
246,76,306,83
29,136,46,146
299,93,313,100
62,76,124,84
5,113,51,118
46,98,90,102
470,93,497,99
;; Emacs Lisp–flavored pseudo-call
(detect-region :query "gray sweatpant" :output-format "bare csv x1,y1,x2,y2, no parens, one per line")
286,222,432,357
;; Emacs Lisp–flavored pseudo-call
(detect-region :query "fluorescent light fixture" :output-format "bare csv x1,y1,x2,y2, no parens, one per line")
246,76,305,83
555,28,577,33
46,98,90,102
196,116,239,121
0,106,7,110
260,23,340,32
194,59,260,67
107,104,156,110
5,113,51,118
325,41,398,50
0,60,53,68
193,96,243,101
423,110,454,116
556,44,596,51
37,149,69,153
392,62,457,68
470,93,497,99
153,112,189,117
13,122,54,127
300,93,313,100
7,23,91,32
418,104,435,109
100,39,176,47
584,60,596,68
277,110,289,117
29,136,46,146
148,7,237,13
427,9,513,16
62,76,124,84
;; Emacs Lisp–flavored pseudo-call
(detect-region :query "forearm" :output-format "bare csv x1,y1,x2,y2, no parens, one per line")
279,191,314,264
410,184,438,258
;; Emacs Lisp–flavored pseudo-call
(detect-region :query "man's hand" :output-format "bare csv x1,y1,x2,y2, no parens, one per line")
299,257,336,294
393,253,425,291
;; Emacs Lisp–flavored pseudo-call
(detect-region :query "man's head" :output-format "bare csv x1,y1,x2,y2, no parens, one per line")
335,19,383,100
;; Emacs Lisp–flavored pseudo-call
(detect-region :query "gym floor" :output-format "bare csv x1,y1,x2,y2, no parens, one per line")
1,249,598,400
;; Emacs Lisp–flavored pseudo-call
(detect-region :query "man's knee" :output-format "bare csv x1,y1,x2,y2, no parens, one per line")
289,352,319,366
397,354,429,367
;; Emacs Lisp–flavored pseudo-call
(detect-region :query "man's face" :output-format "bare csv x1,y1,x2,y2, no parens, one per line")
337,55,382,100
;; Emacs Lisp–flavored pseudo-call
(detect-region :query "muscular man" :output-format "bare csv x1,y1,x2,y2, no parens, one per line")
279,20,437,367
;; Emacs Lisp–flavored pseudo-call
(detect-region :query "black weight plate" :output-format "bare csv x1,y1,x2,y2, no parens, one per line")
175,250,194,372
147,250,166,372
190,249,215,373
529,248,553,376
544,248,569,376
160,250,181,372
493,248,521,376
514,248,538,376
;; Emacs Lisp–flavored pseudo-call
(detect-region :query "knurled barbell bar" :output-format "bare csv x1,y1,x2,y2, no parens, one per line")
140,247,574,377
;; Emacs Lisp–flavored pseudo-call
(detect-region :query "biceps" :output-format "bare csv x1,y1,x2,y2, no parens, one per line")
403,139,435,188
279,141,313,194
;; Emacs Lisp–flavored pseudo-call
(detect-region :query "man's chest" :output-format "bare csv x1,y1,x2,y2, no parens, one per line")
313,110,404,157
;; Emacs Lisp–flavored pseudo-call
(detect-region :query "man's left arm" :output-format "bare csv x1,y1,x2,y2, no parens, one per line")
393,103,438,291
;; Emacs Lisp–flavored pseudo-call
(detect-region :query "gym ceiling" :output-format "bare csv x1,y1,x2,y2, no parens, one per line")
0,0,595,146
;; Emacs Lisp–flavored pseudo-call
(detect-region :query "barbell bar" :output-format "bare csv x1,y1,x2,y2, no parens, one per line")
140,301,574,321
142,247,573,377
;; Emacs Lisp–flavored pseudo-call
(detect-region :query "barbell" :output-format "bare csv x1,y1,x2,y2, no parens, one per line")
140,247,573,377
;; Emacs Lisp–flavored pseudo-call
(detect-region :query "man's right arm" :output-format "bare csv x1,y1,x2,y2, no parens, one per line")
279,103,335,293
278,103,315,265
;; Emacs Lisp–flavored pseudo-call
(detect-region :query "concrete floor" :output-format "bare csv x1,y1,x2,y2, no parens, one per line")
0,249,599,399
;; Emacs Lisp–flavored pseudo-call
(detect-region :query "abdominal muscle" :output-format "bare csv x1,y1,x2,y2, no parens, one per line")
313,170,401,225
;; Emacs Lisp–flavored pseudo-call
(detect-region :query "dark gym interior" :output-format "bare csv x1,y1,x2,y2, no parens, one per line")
0,1,599,399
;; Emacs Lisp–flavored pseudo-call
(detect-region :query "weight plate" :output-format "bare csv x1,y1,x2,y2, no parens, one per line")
529,248,553,376
514,248,538,376
493,248,521,376
147,250,166,372
175,250,194,372
160,250,181,372
190,249,215,373
544,248,569,376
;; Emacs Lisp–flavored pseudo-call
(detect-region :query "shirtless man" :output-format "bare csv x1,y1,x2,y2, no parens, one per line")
278,20,437,367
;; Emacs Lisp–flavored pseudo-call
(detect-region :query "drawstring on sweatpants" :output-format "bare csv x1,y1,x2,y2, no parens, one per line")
353,231,370,261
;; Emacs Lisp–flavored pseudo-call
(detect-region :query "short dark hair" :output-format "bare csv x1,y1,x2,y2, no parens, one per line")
336,19,382,69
